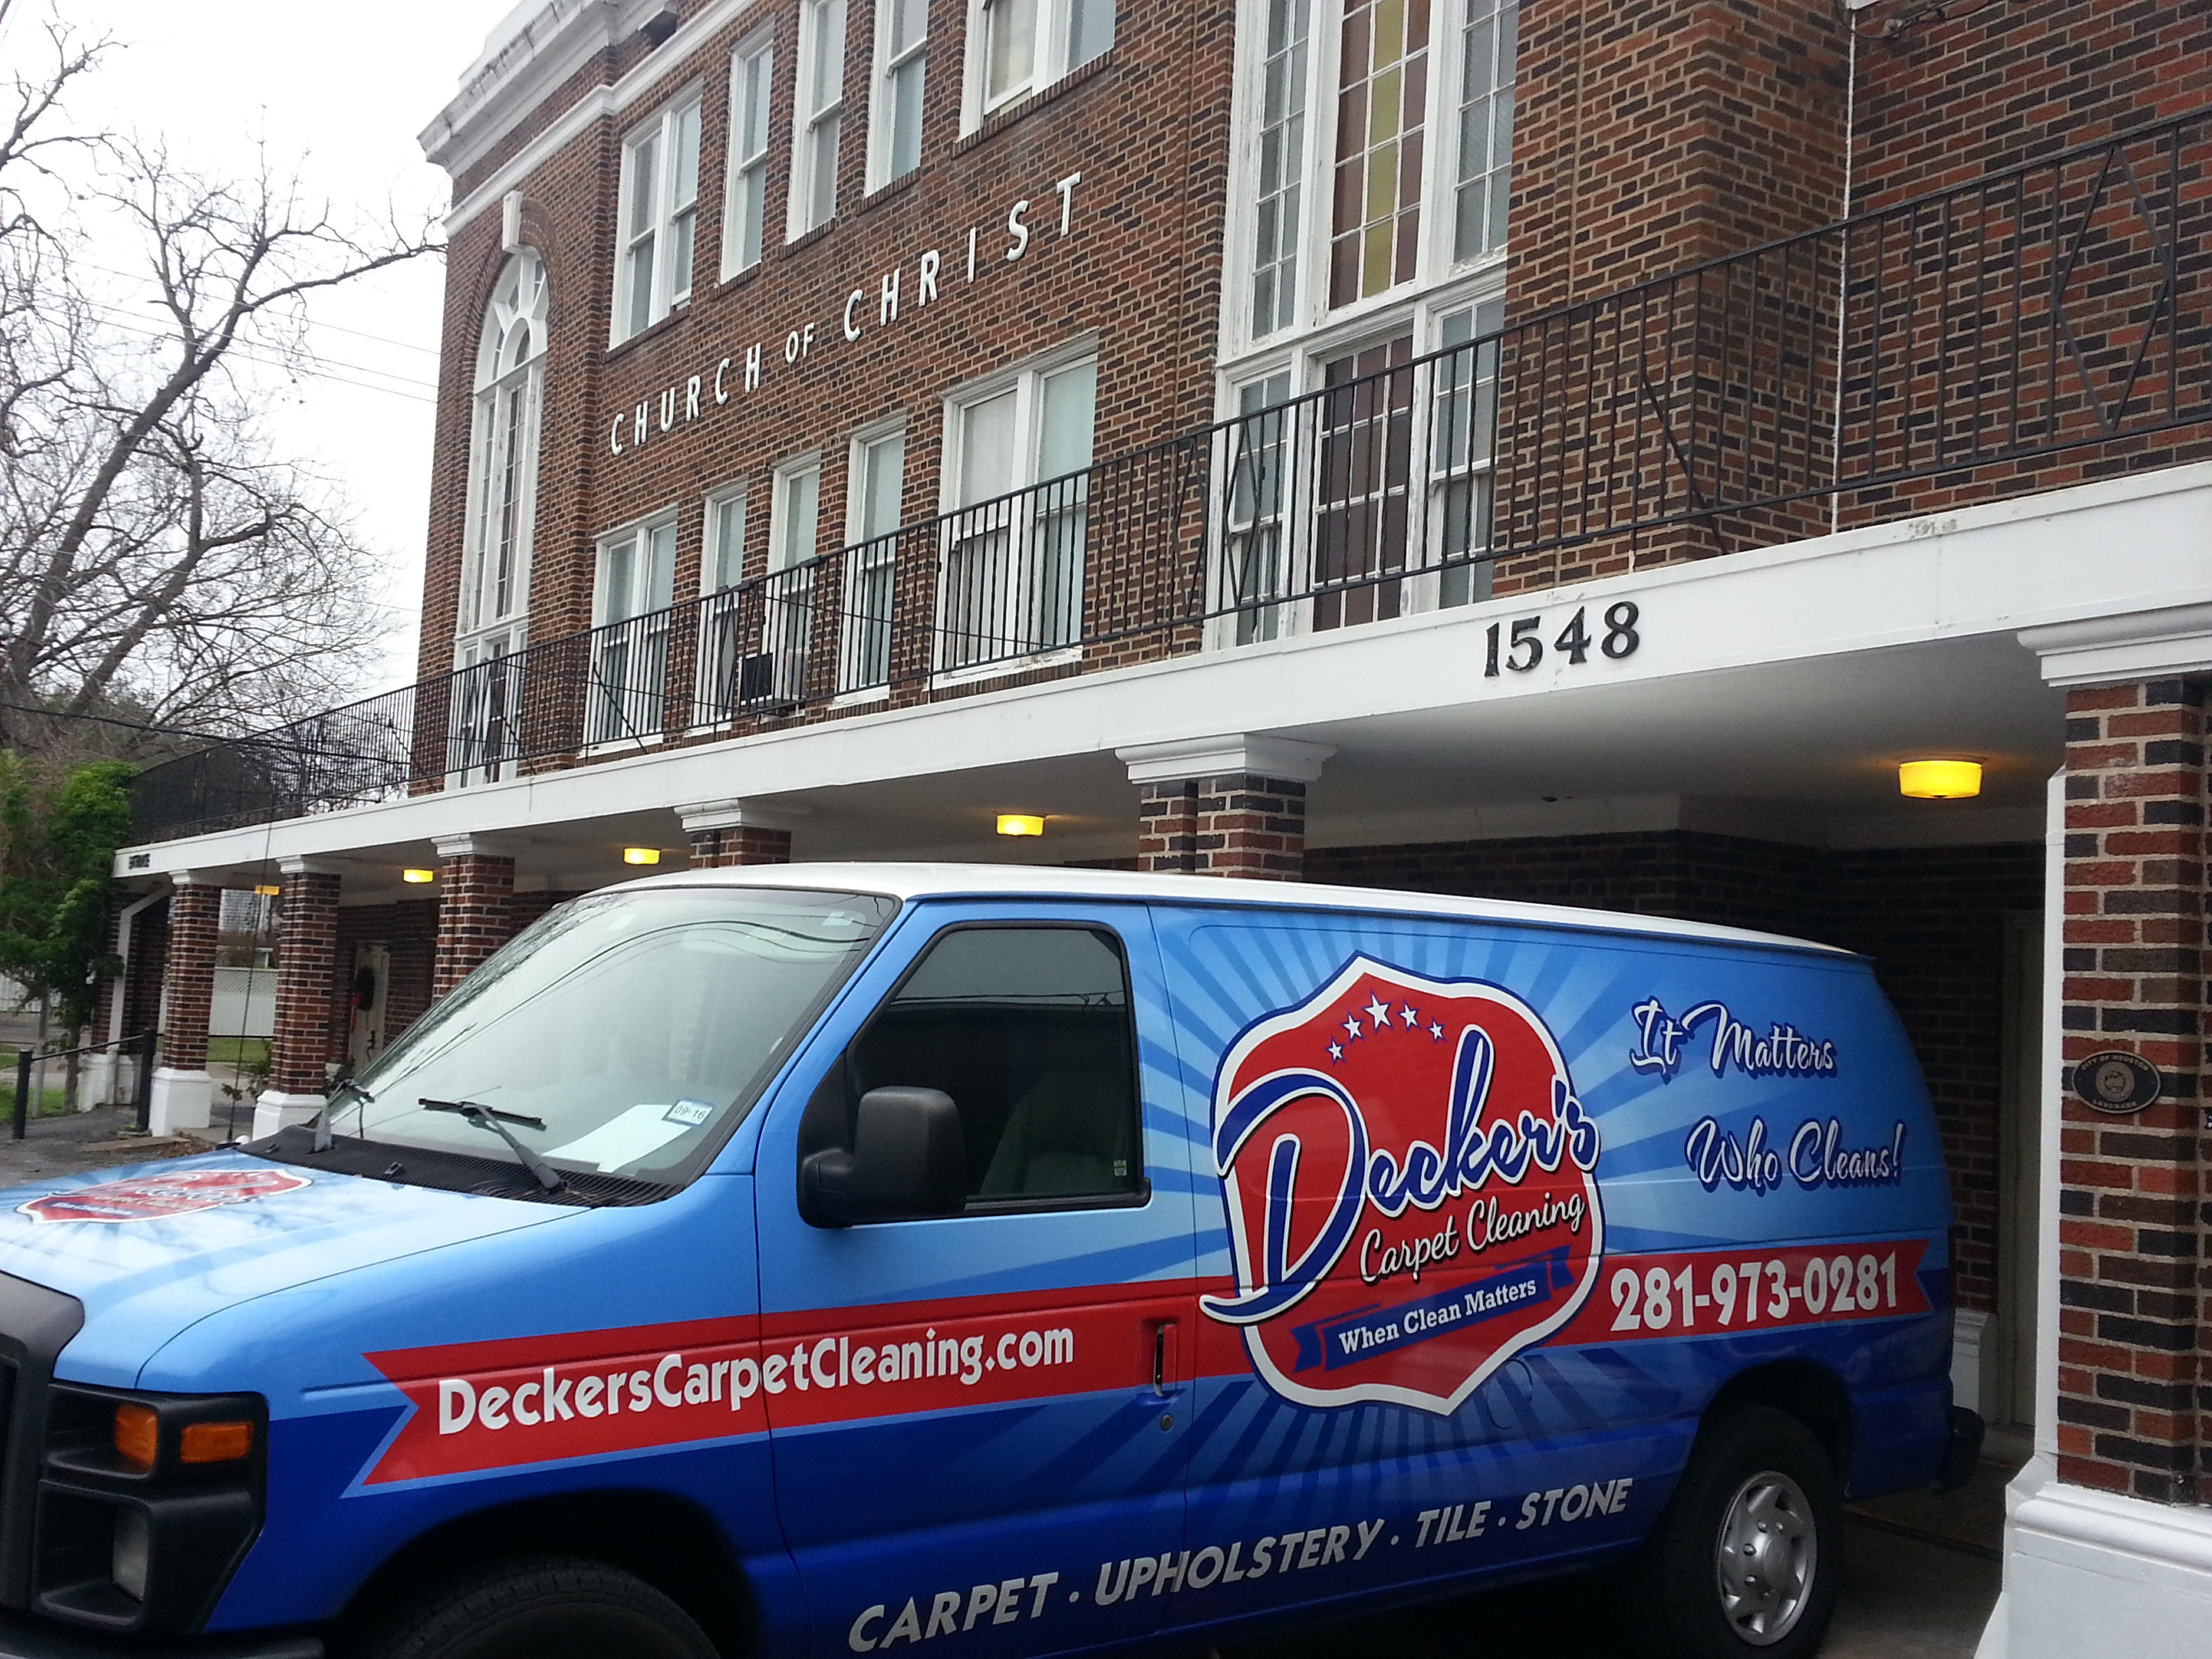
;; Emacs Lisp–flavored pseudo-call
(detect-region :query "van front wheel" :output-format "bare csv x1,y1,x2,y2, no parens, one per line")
354,1555,720,1659
1633,1406,1842,1659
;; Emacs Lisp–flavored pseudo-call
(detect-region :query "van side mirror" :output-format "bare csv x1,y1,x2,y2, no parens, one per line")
798,1086,967,1227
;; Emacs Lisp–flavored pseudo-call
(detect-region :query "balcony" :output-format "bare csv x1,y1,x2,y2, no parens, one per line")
129,110,2212,844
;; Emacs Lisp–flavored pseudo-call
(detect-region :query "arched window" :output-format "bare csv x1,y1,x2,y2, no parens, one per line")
457,250,548,659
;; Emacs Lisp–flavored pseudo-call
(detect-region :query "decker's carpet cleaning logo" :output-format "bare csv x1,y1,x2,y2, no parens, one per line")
19,1168,311,1224
1204,958,1602,1415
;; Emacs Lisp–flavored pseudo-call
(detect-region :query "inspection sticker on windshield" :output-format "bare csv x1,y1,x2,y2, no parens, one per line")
663,1100,715,1127
19,1167,312,1224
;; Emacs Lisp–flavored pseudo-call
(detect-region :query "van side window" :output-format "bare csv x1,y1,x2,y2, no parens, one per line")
849,925,1143,1204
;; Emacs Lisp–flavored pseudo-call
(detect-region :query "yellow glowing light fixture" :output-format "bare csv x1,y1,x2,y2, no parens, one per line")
996,813,1046,838
1898,759,1982,800
401,867,436,884
623,846,663,866
253,884,281,897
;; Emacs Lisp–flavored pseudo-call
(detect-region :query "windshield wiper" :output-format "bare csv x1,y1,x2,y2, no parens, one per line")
310,1078,374,1154
419,1098,569,1195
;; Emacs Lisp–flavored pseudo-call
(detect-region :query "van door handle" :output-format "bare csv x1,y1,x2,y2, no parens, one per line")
1150,1319,1181,1395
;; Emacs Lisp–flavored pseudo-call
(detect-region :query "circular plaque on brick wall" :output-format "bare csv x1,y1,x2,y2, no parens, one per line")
2072,1050,2162,1115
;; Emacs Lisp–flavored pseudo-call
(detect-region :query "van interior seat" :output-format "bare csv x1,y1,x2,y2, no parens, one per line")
979,1068,1132,1197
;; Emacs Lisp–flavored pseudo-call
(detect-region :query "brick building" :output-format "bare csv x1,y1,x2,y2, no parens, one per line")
103,1,2212,1646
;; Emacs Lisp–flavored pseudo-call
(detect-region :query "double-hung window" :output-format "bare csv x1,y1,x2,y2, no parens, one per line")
590,515,677,743
722,33,775,277
452,251,548,783
870,0,928,190
754,457,823,706
841,427,905,691
941,352,1096,672
790,0,848,239
615,94,702,342
696,485,750,722
970,0,1114,121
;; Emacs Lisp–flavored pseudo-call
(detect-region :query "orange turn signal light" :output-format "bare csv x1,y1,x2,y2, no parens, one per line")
113,1404,158,1470
180,1420,255,1465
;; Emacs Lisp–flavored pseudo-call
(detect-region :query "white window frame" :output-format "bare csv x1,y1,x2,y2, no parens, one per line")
694,484,752,726
587,510,680,750
868,0,929,192
613,89,704,344
788,0,849,241
721,30,776,279
935,339,1097,682
838,420,907,699
1216,0,1511,366
702,483,751,594
960,0,1115,131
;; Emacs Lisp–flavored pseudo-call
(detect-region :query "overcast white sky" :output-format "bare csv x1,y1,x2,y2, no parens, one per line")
31,1,518,694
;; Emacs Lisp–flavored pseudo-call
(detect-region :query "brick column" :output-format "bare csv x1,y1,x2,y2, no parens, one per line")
2055,675,2208,1503
1120,737,1332,882
432,836,518,999
145,875,222,1133
255,861,341,1138
678,800,803,868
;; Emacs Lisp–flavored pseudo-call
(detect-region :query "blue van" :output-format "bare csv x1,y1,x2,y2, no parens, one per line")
0,866,1974,1659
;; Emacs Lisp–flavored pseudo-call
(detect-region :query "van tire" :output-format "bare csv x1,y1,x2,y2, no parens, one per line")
352,1555,720,1659
1631,1405,1842,1659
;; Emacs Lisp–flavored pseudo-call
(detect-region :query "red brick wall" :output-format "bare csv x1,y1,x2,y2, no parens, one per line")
1138,775,1307,880
432,855,518,1000
337,899,443,1049
125,899,169,1054
1308,830,2043,1315
159,884,221,1072
687,826,793,867
270,872,341,1096
420,0,1234,692
2055,676,2207,1502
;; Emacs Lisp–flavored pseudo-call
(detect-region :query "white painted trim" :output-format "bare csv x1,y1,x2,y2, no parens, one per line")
2018,600,2212,687
432,834,526,859
148,1069,213,1136
675,799,811,833
1951,1305,1988,1418
1118,735,1334,784
2036,769,2065,1460
252,1091,325,1140
275,857,345,878
115,464,2212,877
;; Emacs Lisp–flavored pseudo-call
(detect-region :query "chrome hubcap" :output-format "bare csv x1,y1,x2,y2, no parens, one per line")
1713,1468,1816,1646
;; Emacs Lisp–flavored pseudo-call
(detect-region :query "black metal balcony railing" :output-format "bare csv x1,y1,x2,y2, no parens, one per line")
129,110,2212,844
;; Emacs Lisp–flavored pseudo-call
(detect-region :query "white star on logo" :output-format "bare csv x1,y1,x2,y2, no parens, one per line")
1399,1003,1420,1027
1327,1041,1345,1062
1343,1015,1363,1039
1429,1021,1445,1040
1363,996,1391,1027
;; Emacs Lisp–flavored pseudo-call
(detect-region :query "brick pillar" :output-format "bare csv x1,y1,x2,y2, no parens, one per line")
255,864,342,1138
678,800,802,869
147,876,221,1133
1120,737,1332,882
432,840,516,999
2055,676,2208,1503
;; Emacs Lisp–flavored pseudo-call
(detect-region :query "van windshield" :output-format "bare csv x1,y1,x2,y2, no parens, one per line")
268,886,893,1195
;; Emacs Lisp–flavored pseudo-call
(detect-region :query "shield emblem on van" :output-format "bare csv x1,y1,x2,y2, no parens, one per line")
1202,957,1603,1415
19,1167,312,1224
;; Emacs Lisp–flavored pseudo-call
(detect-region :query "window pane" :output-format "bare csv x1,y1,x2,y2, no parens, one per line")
739,163,766,268
1330,0,1429,307
1453,0,1515,260
810,111,842,226
888,0,925,54
646,520,677,611
628,134,659,237
811,0,848,112
853,927,1139,1202
861,432,906,537
779,466,821,569
673,103,701,210
985,0,1037,104
1067,0,1114,68
959,389,1019,504
743,47,774,157
1250,0,1309,336
1038,361,1097,479
709,493,747,590
888,55,924,178
669,207,696,300
626,237,657,336
601,534,636,623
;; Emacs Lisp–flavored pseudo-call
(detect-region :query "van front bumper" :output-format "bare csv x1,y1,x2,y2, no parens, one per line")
0,1612,318,1659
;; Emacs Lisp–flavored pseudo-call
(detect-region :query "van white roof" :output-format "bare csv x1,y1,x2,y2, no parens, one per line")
613,862,1851,958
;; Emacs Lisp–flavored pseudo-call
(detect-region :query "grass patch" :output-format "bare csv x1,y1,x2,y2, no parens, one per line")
0,1046,75,1118
206,1036,270,1069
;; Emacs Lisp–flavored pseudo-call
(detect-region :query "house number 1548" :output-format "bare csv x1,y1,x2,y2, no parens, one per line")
1483,602,1641,677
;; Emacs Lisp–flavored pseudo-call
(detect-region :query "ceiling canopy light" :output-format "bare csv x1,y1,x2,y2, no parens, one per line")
996,814,1045,838
1898,759,1982,800
401,868,436,884
623,847,663,865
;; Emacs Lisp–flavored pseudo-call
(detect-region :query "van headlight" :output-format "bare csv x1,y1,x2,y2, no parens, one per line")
33,1386,266,1635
